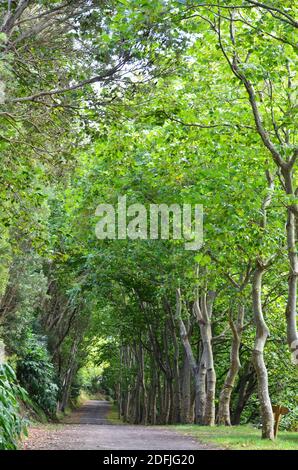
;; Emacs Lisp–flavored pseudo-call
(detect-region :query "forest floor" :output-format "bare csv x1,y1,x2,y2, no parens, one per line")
22,400,214,450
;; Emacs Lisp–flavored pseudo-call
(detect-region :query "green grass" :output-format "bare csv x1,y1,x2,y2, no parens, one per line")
106,403,124,424
170,424,298,450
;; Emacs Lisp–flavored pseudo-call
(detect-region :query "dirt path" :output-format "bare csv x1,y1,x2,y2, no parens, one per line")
23,400,214,450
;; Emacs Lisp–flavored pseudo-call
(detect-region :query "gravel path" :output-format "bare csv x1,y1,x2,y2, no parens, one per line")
23,400,214,450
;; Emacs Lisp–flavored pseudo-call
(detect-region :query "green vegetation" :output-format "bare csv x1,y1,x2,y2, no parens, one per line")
172,425,298,450
107,403,123,425
0,0,297,449
0,364,28,449
16,335,58,417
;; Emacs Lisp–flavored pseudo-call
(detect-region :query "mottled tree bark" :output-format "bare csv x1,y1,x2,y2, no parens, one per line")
217,305,244,425
197,349,207,424
148,367,158,424
252,263,274,440
59,337,79,412
284,207,298,354
180,350,192,423
165,304,182,423
175,289,205,424
232,362,256,425
194,291,216,426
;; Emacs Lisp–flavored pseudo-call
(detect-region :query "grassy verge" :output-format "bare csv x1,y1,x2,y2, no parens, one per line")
170,424,298,450
106,403,124,424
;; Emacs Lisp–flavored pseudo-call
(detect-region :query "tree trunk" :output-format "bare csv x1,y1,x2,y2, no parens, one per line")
162,377,171,424
148,367,158,424
175,289,204,424
232,362,256,425
169,314,182,423
285,208,298,357
135,343,147,424
196,348,206,424
180,350,192,423
251,264,274,440
217,304,244,425
59,337,79,412
194,291,216,426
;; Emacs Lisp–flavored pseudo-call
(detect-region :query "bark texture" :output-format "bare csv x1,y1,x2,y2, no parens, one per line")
217,304,244,425
251,264,274,440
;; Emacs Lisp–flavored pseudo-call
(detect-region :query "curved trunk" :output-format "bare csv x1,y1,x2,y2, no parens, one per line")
175,289,205,424
203,331,216,426
285,208,298,357
194,291,216,426
232,362,256,425
196,349,207,424
217,305,244,426
252,265,274,440
59,337,79,412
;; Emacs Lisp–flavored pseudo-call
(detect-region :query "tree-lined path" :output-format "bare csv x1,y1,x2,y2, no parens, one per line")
0,1,297,451
23,401,211,450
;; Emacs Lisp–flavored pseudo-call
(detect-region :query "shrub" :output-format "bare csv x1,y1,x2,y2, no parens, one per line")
16,335,58,416
0,363,28,450
280,407,298,431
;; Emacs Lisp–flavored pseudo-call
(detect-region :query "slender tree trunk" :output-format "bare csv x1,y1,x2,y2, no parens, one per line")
149,367,158,424
196,349,207,424
175,289,204,424
251,264,274,440
157,373,163,424
133,379,140,424
59,337,79,412
123,389,131,422
172,335,182,423
162,377,171,424
180,350,192,423
190,386,195,422
194,291,216,426
285,208,298,354
217,304,244,425
119,345,124,419
120,345,131,421
232,362,256,425
165,305,182,423
168,378,175,424
134,343,147,424
204,339,216,425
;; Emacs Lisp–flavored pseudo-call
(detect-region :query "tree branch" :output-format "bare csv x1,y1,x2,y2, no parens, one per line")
10,59,129,103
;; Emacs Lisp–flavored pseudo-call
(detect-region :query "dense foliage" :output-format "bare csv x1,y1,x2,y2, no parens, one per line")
0,364,28,450
0,0,297,448
16,335,58,416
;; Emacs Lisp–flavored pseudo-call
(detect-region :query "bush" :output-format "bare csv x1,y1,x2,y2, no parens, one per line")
0,363,28,450
16,335,58,416
280,407,298,431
